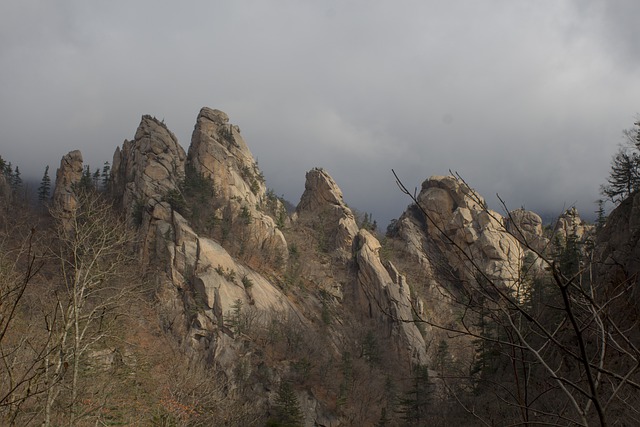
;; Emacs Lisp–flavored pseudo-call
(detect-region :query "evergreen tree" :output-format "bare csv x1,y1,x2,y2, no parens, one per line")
78,165,93,191
433,339,452,376
601,149,640,203
397,364,431,426
11,166,22,192
601,120,640,204
556,230,582,279
38,165,51,203
92,168,100,189
101,161,111,189
595,199,607,231
270,381,304,426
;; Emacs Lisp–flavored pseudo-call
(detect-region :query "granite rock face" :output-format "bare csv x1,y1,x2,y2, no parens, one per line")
110,115,186,220
506,208,548,253
409,175,523,289
594,193,640,305
52,150,84,215
187,107,288,271
353,229,427,364
554,207,593,243
109,110,294,338
295,167,359,256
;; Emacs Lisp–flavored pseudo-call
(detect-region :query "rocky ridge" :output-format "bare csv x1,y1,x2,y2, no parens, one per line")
53,107,436,424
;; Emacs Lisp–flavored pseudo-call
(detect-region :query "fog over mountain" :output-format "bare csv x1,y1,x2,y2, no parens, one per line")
2,1,639,225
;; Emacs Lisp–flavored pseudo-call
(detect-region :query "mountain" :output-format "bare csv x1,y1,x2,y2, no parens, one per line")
1,107,638,426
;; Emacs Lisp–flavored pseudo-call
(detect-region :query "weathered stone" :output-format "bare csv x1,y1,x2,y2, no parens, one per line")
52,150,84,214
111,115,186,221
296,168,359,255
398,175,523,290
594,192,640,310
554,207,593,243
354,229,427,364
187,107,288,271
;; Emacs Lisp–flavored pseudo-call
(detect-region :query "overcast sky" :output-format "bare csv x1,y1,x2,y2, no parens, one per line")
1,1,639,225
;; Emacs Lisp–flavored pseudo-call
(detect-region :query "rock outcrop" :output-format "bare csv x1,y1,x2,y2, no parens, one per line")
110,115,186,269
554,207,593,243
110,115,186,220
506,208,548,253
402,175,523,289
187,107,288,271
295,168,359,256
52,150,84,214
594,193,640,304
107,109,299,375
353,229,427,364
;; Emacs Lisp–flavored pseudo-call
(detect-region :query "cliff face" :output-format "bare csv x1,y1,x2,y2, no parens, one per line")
111,115,186,214
595,192,640,306
394,175,527,292
186,107,288,271
295,167,359,257
52,149,84,214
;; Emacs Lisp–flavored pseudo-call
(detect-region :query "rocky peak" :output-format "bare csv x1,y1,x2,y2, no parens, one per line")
554,207,592,242
295,168,359,254
186,107,288,270
52,149,84,214
188,107,260,203
108,115,186,270
110,115,186,219
297,167,349,212
399,175,522,289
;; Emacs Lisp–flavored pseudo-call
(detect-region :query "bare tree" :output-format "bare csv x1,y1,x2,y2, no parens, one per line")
43,189,138,426
391,170,640,426
0,227,51,425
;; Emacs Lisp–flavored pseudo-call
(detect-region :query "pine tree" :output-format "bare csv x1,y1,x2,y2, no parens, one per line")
601,120,640,204
433,340,452,376
397,364,431,425
595,199,606,231
92,168,100,189
38,165,51,203
101,161,111,190
601,149,640,203
11,166,22,192
78,165,93,191
270,381,304,426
